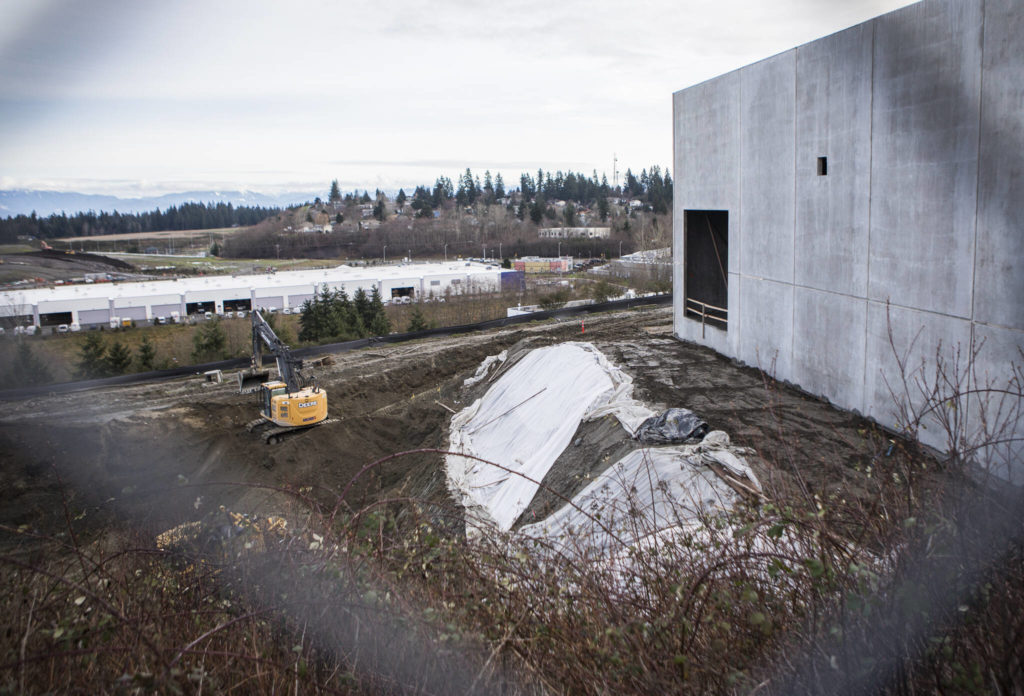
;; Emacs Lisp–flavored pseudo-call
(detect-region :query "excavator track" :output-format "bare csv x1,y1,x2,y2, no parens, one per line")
253,418,339,444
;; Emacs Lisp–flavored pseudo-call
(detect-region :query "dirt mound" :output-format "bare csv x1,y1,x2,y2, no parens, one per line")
28,249,136,270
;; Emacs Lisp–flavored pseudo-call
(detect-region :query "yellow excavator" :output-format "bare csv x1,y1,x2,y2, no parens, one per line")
239,310,329,444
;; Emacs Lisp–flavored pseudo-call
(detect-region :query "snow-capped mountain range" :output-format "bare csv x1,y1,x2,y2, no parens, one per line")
0,189,322,218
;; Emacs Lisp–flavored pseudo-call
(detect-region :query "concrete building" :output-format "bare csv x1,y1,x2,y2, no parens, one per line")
672,0,1023,481
0,262,506,329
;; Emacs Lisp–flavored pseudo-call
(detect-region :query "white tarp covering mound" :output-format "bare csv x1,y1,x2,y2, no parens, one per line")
447,342,656,532
519,434,760,558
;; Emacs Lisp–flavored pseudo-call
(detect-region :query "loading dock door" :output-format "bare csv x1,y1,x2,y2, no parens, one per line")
684,210,728,332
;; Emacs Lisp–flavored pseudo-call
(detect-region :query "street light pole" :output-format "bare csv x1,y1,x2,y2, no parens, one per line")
444,243,448,263
383,245,387,264
619,240,623,258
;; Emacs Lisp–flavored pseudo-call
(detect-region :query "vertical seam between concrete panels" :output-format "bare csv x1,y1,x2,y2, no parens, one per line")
791,50,798,373
970,0,986,326
737,74,744,355
967,0,988,434
862,19,878,416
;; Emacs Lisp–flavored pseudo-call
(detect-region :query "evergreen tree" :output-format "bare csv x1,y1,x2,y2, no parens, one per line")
372,199,386,221
396,188,407,209
4,341,52,387
529,199,544,225
192,320,226,363
328,288,365,340
298,295,321,343
136,335,156,371
368,286,391,335
76,332,108,378
563,202,578,227
329,179,342,203
494,173,505,199
360,191,372,204
105,340,133,374
407,306,429,332
598,196,610,222
483,171,494,205
353,287,372,328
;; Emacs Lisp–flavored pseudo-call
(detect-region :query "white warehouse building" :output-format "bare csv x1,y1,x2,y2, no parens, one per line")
0,261,509,329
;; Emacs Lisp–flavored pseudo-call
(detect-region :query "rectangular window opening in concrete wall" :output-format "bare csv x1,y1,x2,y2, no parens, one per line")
683,210,729,335
817,156,828,176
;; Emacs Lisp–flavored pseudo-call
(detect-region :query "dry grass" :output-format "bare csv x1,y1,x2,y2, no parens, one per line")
2,427,1021,694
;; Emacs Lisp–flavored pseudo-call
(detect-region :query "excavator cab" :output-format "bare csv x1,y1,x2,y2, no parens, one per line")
259,381,288,420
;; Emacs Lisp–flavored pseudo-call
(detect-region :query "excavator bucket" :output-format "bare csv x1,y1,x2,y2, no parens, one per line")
238,368,270,394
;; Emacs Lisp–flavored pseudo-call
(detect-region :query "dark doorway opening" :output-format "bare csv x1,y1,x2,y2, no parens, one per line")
684,210,729,333
185,301,216,315
39,311,73,327
224,298,252,312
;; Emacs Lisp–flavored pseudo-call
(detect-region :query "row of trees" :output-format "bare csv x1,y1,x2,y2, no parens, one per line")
76,333,156,378
298,286,390,343
328,164,673,220
0,202,282,243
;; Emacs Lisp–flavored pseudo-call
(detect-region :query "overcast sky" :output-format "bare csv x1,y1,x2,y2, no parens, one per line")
0,0,913,197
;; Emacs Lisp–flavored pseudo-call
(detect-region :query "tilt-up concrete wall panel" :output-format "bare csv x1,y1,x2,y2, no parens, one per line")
969,322,1024,482
739,52,795,285
794,23,873,298
863,301,973,452
738,276,793,377
672,72,742,358
792,287,867,411
973,0,1024,330
867,0,983,319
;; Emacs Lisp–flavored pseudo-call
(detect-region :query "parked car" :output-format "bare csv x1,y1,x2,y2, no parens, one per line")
57,324,70,333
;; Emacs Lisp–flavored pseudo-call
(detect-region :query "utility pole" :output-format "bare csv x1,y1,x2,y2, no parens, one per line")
613,153,618,191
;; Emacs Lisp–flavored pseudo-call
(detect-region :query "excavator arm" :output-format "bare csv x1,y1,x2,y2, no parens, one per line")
249,310,307,393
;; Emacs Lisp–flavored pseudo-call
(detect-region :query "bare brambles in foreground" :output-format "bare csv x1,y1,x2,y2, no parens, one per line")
2,436,1021,695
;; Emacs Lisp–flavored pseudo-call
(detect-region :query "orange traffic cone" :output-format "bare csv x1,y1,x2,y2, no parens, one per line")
581,317,585,334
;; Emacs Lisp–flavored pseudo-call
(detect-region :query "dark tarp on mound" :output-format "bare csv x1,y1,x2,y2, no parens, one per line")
634,408,708,444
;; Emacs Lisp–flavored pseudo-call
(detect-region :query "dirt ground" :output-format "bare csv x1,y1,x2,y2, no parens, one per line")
0,249,143,287
0,306,897,552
